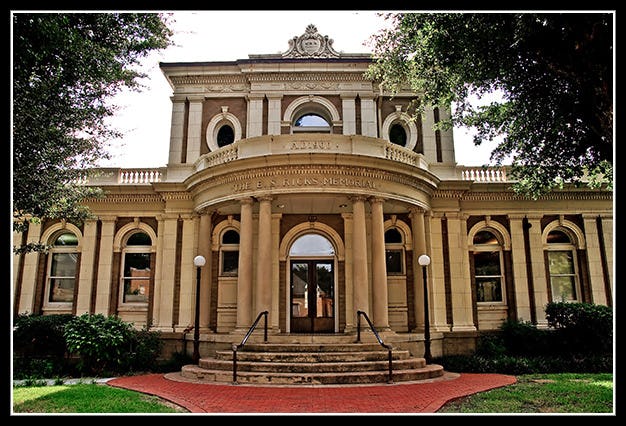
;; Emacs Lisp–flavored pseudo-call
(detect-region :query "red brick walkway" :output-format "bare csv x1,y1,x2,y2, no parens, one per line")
107,372,516,414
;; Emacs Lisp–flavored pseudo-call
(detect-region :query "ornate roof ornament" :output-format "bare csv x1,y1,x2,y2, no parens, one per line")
282,24,340,58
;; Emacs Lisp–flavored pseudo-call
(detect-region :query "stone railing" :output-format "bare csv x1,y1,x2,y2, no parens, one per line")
74,167,167,185
196,134,429,172
460,166,508,182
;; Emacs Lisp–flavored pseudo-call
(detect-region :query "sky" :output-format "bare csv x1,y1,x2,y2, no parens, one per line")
100,10,500,169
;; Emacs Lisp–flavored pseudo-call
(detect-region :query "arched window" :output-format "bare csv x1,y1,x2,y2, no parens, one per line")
385,228,405,274
472,230,505,303
220,229,240,276
545,229,580,302
46,232,79,305
121,232,152,304
289,233,335,256
293,113,331,133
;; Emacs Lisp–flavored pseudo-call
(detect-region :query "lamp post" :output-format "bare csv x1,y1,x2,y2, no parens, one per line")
418,254,432,363
192,255,206,364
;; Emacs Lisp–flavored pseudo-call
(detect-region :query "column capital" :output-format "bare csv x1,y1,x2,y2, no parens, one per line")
409,206,427,217
340,92,358,100
265,93,283,100
368,196,386,205
246,93,265,101
257,194,274,203
238,196,255,206
349,195,368,203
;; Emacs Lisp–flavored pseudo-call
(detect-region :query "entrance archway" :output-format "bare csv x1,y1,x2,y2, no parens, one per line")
288,233,336,333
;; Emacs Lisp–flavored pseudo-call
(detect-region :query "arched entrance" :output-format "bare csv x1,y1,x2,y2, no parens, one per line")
289,234,335,333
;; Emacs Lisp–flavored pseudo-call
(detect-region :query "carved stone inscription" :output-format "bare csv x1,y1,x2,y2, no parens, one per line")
232,175,377,193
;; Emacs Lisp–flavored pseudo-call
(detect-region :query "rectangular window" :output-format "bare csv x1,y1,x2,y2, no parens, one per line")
49,253,77,303
548,250,577,301
473,251,503,302
385,249,404,274
221,250,239,276
123,253,151,303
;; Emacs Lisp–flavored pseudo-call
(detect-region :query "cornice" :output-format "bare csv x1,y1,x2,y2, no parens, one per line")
433,189,613,202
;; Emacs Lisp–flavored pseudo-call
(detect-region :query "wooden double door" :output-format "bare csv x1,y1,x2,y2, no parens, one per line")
290,260,334,333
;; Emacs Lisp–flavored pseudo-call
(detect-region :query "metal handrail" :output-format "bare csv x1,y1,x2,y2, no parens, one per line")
356,310,393,383
232,311,268,384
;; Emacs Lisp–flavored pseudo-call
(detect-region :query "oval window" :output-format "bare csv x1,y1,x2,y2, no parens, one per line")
389,123,407,146
217,124,235,147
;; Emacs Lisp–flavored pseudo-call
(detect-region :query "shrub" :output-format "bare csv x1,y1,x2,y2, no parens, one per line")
545,302,613,354
122,327,163,373
13,314,75,379
64,313,134,376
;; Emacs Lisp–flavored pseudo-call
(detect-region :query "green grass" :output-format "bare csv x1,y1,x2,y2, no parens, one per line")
438,373,614,414
12,383,186,414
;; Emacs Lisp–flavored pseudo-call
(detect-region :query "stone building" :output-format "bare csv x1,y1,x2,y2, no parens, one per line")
12,25,613,367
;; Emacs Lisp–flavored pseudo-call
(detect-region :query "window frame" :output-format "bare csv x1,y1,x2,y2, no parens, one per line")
545,230,581,302
384,227,406,276
43,232,79,309
119,232,153,306
219,228,240,277
471,230,506,305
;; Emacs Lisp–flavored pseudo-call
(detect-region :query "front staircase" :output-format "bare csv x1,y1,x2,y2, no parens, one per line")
180,333,445,385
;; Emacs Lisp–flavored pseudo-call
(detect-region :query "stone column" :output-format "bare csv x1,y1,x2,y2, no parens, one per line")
236,197,254,328
359,93,377,137
267,94,283,135
168,96,186,165
582,215,606,305
447,213,476,331
599,216,614,304
176,214,198,331
410,207,427,331
75,219,98,315
93,217,116,316
438,107,455,163
271,213,282,330
341,93,357,135
421,106,437,164
17,220,42,314
153,214,178,331
427,213,450,331
508,214,532,322
342,213,355,331
370,197,389,329
197,211,213,329
185,96,204,164
247,94,264,138
351,196,369,319
255,196,273,316
527,215,549,327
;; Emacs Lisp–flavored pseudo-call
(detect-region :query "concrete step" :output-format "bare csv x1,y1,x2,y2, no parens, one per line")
237,342,389,352
215,349,411,362
181,363,445,385
199,357,426,373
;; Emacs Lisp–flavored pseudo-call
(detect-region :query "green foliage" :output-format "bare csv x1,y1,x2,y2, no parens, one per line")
367,13,613,198
440,302,613,374
63,313,134,376
13,314,77,379
12,13,173,252
545,301,613,354
122,327,163,373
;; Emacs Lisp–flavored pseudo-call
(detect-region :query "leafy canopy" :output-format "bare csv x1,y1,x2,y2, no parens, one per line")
367,12,613,198
12,13,173,249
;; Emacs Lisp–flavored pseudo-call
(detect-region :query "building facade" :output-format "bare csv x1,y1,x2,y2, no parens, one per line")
12,25,614,358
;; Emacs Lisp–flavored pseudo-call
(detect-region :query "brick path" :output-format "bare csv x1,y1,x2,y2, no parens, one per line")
107,372,517,414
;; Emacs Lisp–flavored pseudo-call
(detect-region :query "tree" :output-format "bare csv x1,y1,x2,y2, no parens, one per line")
12,13,173,252
367,12,613,198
